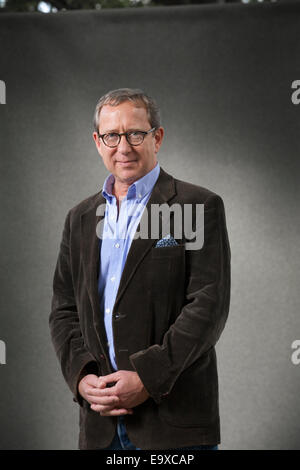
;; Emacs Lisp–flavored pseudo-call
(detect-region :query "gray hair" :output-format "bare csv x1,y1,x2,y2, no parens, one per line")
93,88,161,133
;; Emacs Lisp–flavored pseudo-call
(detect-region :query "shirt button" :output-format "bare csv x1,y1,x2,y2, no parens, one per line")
115,243,120,248
105,308,110,314
138,193,142,198
110,276,116,282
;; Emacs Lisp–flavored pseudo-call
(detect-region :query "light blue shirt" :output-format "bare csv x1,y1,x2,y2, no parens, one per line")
98,162,160,370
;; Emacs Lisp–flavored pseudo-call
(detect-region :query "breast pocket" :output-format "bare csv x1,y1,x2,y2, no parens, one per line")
151,244,185,259
150,244,185,296
148,245,186,331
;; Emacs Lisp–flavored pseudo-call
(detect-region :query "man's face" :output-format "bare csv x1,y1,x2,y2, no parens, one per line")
93,101,164,185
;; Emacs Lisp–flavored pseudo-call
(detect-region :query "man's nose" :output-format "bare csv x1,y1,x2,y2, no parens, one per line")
117,134,132,153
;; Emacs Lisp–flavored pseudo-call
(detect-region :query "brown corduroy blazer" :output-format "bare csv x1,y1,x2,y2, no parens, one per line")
49,167,231,450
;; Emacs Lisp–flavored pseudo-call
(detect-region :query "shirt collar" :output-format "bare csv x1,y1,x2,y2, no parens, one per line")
102,162,160,202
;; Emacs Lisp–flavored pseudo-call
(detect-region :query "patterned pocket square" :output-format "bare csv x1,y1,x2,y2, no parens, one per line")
155,234,178,248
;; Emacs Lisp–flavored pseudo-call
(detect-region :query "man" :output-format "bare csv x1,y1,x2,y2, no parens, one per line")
49,88,231,450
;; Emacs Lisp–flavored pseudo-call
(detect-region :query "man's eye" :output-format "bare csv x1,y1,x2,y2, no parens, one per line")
129,131,142,137
107,133,118,138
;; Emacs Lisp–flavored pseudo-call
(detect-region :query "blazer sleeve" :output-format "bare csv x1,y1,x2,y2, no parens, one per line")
129,194,231,404
49,210,98,406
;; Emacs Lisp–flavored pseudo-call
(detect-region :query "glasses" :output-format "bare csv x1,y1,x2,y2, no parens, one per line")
98,127,156,148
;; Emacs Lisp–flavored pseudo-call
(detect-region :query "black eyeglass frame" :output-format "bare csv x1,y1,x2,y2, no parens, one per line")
97,127,156,147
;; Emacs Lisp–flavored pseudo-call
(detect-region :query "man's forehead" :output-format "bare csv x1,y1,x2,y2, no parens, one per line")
99,101,149,124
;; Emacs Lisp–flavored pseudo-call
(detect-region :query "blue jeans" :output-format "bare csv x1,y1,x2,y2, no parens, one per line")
102,416,218,450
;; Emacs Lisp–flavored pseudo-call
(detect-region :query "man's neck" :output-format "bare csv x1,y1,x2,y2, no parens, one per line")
112,181,131,213
112,181,131,202
111,163,157,208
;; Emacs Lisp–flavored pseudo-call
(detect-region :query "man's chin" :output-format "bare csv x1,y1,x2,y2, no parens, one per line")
116,167,142,183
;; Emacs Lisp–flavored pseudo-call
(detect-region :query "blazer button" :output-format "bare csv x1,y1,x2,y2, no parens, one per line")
114,313,120,319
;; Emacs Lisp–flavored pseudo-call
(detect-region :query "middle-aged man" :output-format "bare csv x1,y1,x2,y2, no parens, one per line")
49,88,231,450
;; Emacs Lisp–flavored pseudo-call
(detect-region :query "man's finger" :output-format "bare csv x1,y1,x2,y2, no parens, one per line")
90,403,115,412
87,386,118,398
100,408,133,417
90,402,133,413
88,396,119,406
97,372,119,387
96,376,107,389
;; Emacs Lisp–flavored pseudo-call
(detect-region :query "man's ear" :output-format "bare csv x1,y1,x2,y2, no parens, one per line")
154,127,164,153
93,132,101,153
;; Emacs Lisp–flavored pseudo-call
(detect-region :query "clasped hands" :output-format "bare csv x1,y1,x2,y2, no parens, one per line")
78,370,150,416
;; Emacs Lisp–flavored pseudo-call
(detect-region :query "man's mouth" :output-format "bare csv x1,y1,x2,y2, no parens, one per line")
117,160,137,165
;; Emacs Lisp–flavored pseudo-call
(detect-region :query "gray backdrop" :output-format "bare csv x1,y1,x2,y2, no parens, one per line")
0,2,299,450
